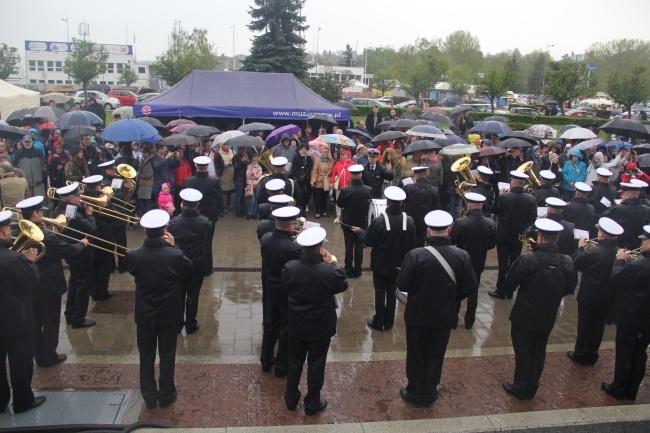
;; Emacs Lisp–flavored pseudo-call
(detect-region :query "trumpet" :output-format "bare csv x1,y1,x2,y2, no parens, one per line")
41,214,128,257
519,233,538,253
11,219,46,261
582,238,599,249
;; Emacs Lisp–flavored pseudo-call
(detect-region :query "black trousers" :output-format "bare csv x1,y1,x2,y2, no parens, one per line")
573,301,608,364
511,323,550,398
179,273,204,330
405,325,451,405
496,243,522,295
65,265,92,326
260,301,288,373
312,188,328,215
343,229,363,275
611,326,650,400
0,331,35,412
285,335,330,413
454,273,481,327
136,325,178,406
296,181,311,212
33,297,62,366
92,246,114,300
113,226,127,272
371,274,397,330
204,222,215,276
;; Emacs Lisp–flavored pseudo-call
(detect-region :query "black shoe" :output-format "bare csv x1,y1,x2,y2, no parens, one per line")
185,324,200,335
0,402,8,414
502,382,527,400
601,382,625,400
305,399,327,415
353,272,362,278
145,400,157,409
344,271,355,278
384,324,393,331
43,354,67,367
366,320,383,331
464,320,475,330
159,391,177,408
399,388,421,408
567,351,587,365
246,215,251,220
14,396,46,414
98,292,115,301
65,317,72,325
284,394,298,411
488,290,506,300
274,368,287,378
72,319,96,329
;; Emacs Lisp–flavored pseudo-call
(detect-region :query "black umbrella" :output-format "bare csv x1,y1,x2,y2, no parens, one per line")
392,119,420,129
335,101,356,111
238,122,275,132
483,115,509,123
307,113,338,124
545,100,559,105
470,121,512,136
377,120,395,131
62,125,96,145
639,158,650,168
371,131,407,144
497,138,532,148
5,108,32,126
0,124,30,140
434,136,468,147
402,140,441,155
180,125,221,136
343,129,373,142
159,134,200,147
421,112,453,124
55,111,103,129
450,105,473,116
558,124,579,135
599,119,650,139
23,106,65,123
226,135,264,148
138,117,165,128
500,131,537,145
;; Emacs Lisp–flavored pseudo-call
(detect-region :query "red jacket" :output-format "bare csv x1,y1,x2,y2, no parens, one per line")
173,158,192,187
330,159,353,189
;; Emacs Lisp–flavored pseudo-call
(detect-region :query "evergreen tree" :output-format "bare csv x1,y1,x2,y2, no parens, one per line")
241,0,309,79
0,43,20,80
340,44,353,67
527,52,547,95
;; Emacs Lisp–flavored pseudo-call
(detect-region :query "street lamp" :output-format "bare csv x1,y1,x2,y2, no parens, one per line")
542,44,554,96
62,18,69,43
315,27,321,78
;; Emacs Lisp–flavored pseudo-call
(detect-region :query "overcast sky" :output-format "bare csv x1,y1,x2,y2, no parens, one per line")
4,0,650,64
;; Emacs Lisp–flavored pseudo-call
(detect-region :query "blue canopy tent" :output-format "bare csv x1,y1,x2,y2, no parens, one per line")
133,71,350,122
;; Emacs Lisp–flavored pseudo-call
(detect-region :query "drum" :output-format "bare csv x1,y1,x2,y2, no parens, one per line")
396,289,408,305
368,199,387,225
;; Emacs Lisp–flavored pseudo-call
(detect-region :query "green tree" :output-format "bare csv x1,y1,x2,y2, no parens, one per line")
607,66,650,117
371,68,397,96
363,46,400,75
476,66,515,112
584,39,650,92
306,68,353,102
527,52,547,95
118,65,139,87
64,39,109,100
391,40,448,105
507,49,524,93
153,28,215,86
448,64,473,98
544,60,596,115
0,43,20,80
340,44,353,67
438,30,483,74
241,0,309,79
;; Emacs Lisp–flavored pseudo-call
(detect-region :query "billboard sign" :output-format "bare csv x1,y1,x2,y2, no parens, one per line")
25,40,133,56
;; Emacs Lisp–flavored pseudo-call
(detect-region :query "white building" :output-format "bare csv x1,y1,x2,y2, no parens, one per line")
24,40,153,91
307,65,369,85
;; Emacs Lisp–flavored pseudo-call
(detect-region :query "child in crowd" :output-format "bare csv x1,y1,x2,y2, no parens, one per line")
157,182,175,216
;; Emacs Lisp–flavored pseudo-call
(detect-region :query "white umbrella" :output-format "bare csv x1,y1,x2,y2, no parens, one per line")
439,144,479,156
112,106,134,119
41,93,71,104
215,130,244,146
560,127,597,140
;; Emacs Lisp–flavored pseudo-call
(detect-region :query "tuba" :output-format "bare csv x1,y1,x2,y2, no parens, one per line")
11,220,46,261
117,164,137,203
451,156,476,198
516,161,541,193
257,147,275,184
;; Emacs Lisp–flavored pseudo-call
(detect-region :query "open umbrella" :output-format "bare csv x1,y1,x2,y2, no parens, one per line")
560,127,597,140
470,121,512,136
112,106,135,119
392,119,420,129
606,141,633,149
165,119,196,129
639,158,650,168
138,117,165,128
238,122,275,132
500,131,537,145
545,100,559,105
599,118,650,139
54,111,103,129
335,101,356,111
5,108,32,126
170,124,193,134
42,93,71,104
421,112,452,124
570,138,604,151
320,134,356,147
225,135,264,148
62,125,96,145
434,136,467,147
527,124,557,139
23,106,65,124
423,106,450,115
39,122,55,131
101,118,159,142
0,124,29,140
450,105,472,116
180,125,221,136
159,134,200,147
402,140,441,155
265,124,302,145
215,130,245,146
558,124,579,135
405,125,446,139
376,120,396,131
343,129,373,142
371,131,407,144
634,143,650,154
497,138,532,148
439,143,478,155
308,113,338,125
478,146,506,158
483,115,509,123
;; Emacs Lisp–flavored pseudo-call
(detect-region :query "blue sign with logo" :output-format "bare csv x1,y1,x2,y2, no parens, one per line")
25,40,133,56
588,64,596,70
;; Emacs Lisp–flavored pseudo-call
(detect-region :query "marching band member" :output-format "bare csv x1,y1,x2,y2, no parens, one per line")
544,197,577,255
362,148,394,199
97,160,130,273
472,166,494,217
258,157,301,205
587,168,617,217
257,178,286,221
531,170,560,207
602,182,650,250
562,182,596,238
403,166,440,247
257,194,293,243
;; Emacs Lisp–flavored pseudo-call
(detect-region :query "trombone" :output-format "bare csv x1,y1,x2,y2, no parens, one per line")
101,186,136,213
11,219,46,261
47,188,139,224
41,214,128,257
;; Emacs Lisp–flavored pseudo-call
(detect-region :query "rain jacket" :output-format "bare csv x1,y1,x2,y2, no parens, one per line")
561,149,586,191
29,128,46,157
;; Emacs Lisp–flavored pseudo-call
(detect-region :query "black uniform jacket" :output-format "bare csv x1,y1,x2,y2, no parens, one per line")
545,213,577,255
491,186,537,245
450,208,496,276
337,179,372,231
54,201,96,267
261,229,301,305
257,202,272,220
127,237,193,329
572,239,618,307
532,184,560,207
397,237,477,329
183,172,221,222
562,197,596,237
100,177,128,229
168,209,213,272
611,253,650,333
282,252,348,341
602,198,650,250
588,181,617,215
403,178,440,235
258,174,301,205
0,239,39,336
507,243,577,333
472,181,494,215
36,230,85,300
256,216,275,243
362,163,394,198
362,206,417,277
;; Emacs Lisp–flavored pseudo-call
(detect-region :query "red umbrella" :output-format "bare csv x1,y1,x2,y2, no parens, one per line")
170,124,193,133
165,119,197,130
39,122,55,130
478,146,506,157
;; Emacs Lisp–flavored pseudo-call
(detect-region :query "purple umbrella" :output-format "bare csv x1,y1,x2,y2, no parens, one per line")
265,124,302,145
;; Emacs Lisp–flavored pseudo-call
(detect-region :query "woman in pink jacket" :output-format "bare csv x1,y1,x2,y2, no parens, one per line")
330,149,353,223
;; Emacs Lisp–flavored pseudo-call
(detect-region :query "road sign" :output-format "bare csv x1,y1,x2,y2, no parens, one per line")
588,64,596,70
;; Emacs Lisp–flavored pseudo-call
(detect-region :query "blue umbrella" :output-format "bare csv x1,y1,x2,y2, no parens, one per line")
101,119,159,142
54,111,103,129
606,141,633,150
265,124,302,145
343,129,372,142
470,121,512,136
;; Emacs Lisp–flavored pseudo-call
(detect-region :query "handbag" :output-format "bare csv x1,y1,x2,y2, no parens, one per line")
245,183,254,197
321,163,331,190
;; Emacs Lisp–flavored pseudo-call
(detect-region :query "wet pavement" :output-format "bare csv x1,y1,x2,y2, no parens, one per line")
23,208,649,429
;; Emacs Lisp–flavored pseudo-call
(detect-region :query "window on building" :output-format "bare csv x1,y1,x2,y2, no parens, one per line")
56,80,63,84
47,61,54,72
107,63,114,73
29,60,36,71
38,80,45,84
116,63,124,74
55,61,63,72
37,61,44,72
100,81,106,84
30,79,37,84
47,80,55,84
65,80,72,84
138,67,145,74
108,81,114,85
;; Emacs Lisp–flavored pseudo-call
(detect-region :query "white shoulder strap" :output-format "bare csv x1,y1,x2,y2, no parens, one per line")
424,246,456,284
402,212,407,231
381,211,391,231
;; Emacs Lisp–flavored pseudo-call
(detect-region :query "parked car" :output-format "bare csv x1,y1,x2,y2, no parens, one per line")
375,96,393,103
137,92,162,102
397,100,417,108
47,85,74,94
563,109,596,118
509,107,542,116
348,98,388,107
108,90,138,106
73,91,121,109
465,103,508,115
87,83,111,94
440,96,466,107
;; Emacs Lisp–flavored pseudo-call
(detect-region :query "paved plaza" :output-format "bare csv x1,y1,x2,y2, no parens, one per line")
3,210,649,431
